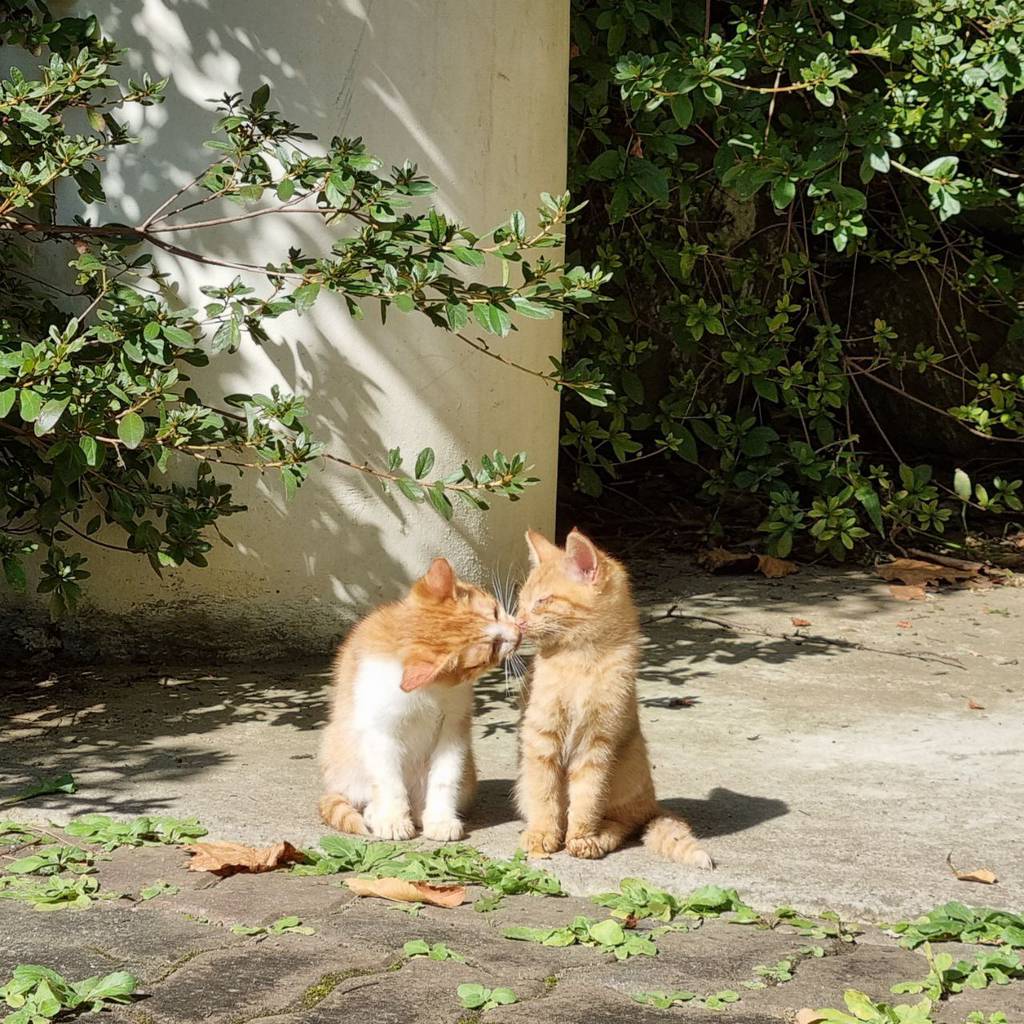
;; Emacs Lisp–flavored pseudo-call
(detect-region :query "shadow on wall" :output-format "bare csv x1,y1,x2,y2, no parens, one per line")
24,0,566,660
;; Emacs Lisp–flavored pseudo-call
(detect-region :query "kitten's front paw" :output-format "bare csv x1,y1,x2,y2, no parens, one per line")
364,804,416,841
566,834,606,860
520,829,563,858
421,817,464,842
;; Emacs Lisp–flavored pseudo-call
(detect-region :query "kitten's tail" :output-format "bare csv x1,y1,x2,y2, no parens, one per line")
643,811,714,869
318,793,369,835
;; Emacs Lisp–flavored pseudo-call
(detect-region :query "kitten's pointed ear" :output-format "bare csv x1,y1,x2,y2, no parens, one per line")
400,659,443,692
416,557,456,601
525,528,561,567
565,528,600,583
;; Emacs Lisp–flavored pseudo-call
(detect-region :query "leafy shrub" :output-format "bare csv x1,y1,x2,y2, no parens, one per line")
0,6,607,613
565,0,1024,556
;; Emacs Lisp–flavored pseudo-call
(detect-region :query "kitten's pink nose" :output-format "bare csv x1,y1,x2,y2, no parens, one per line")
515,618,527,634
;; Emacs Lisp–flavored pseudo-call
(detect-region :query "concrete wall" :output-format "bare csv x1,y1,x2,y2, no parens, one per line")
9,1,569,659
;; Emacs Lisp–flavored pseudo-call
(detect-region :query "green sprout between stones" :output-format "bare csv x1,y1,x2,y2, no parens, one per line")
885,903,1024,950
4,846,93,877
138,881,179,901
456,983,518,1012
1,965,137,1023
633,989,741,1010
230,915,315,938
891,944,1024,1000
505,916,658,961
592,879,755,923
403,940,464,962
810,989,935,1024
0,875,114,912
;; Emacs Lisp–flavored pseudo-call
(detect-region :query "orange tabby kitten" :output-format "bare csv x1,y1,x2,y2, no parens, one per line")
515,529,713,867
319,558,520,842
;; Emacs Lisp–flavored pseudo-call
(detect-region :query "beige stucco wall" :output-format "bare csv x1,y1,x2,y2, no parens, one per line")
11,1,569,655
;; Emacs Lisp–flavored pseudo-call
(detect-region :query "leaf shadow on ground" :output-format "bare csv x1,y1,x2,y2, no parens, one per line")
0,662,332,816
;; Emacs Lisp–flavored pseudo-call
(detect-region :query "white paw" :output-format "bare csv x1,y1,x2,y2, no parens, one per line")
421,817,464,842
364,804,416,841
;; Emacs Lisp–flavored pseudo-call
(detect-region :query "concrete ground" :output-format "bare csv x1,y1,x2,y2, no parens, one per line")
2,560,1021,917
2,560,1023,1022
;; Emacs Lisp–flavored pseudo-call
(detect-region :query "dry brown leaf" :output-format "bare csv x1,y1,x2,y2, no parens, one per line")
758,554,798,578
955,868,999,884
889,584,927,601
791,617,812,628
185,840,307,877
796,1010,826,1024
698,547,758,573
876,557,977,588
345,876,465,908
896,620,913,629
967,699,985,710
947,852,997,885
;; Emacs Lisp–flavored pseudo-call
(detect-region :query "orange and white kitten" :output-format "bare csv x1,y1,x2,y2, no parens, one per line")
319,557,520,842
515,529,713,868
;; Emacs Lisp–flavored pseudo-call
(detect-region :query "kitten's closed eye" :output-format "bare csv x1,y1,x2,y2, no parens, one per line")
533,596,552,609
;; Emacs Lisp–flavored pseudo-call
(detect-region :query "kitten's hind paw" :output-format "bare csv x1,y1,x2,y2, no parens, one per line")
520,829,563,858
422,817,464,842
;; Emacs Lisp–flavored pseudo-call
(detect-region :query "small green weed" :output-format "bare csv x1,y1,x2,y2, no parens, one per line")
403,940,463,961
892,944,1024,1000
5,846,94,877
633,989,741,1010
885,903,1024,950
230,915,314,937
505,916,658,960
592,880,754,923
456,983,517,1011
139,881,179,901
810,989,934,1024
0,964,136,1022
64,815,207,851
0,875,111,912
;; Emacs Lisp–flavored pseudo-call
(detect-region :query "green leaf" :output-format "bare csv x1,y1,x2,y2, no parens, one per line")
250,82,271,111
740,426,778,457
670,93,693,128
587,150,621,180
772,178,796,209
143,321,161,341
19,389,42,423
0,388,16,417
473,303,511,337
414,447,435,479
162,325,194,347
117,412,145,450
954,468,971,501
589,919,626,946
35,397,69,435
510,297,554,319
426,483,454,520
451,246,486,268
457,983,489,1009
292,282,321,313
396,478,424,502
630,159,669,203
